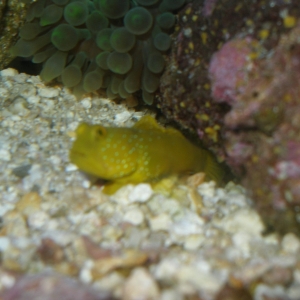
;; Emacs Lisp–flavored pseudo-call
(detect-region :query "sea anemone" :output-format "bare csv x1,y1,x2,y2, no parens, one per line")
11,0,187,104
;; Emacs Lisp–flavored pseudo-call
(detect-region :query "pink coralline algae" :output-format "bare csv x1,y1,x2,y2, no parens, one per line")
219,24,300,234
209,38,255,105
203,0,218,17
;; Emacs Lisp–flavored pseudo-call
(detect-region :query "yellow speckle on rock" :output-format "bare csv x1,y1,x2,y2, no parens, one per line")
256,188,264,196
185,7,192,15
234,3,243,12
205,126,219,142
258,29,269,39
217,42,223,50
283,15,296,28
251,155,259,163
283,93,292,102
249,51,259,60
192,15,198,21
213,124,220,131
245,19,254,26
180,102,186,108
203,83,210,90
194,58,201,66
222,29,228,36
197,114,209,121
201,32,208,45
205,101,211,108
273,146,282,155
188,42,194,51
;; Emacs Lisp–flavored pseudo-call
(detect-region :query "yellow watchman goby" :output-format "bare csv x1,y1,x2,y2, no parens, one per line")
70,115,224,194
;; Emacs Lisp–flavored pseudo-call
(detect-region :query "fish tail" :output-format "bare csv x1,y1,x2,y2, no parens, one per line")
204,152,225,185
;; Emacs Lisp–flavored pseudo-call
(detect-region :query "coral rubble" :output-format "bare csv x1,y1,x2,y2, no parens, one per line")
159,0,300,234
222,25,300,235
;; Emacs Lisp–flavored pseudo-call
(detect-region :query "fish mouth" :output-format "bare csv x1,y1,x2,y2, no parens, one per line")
69,150,88,166
70,149,86,158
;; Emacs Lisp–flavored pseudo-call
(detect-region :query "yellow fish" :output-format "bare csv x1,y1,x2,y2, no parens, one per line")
70,115,224,194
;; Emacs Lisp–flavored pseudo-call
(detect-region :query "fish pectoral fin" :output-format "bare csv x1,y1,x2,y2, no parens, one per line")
102,182,126,195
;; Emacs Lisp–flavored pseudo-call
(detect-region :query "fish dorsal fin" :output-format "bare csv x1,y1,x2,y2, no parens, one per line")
133,115,165,131
164,126,185,138
133,115,186,138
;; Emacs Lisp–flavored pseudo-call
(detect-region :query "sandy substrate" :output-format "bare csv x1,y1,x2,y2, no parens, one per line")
0,69,300,300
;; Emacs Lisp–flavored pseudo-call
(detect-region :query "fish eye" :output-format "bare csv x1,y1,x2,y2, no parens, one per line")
95,126,106,137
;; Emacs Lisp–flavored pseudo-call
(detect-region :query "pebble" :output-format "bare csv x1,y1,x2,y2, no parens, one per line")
27,211,50,230
65,163,78,172
161,289,184,300
94,272,125,294
197,181,216,198
222,208,265,235
26,95,40,104
48,155,62,166
122,268,160,300
14,73,28,83
254,284,287,300
42,98,56,109
0,149,11,161
16,192,41,216
0,237,10,251
149,213,172,231
147,195,181,216
80,98,92,109
19,85,36,98
0,273,15,290
0,87,9,98
37,87,60,98
5,211,29,237
172,212,204,236
281,233,300,254
232,232,254,257
114,110,132,124
79,260,94,284
42,230,76,247
123,208,145,226
177,266,224,295
9,97,29,116
128,183,153,203
11,237,33,250
183,234,204,250
10,115,21,122
0,68,18,76
288,285,300,300
0,203,14,217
